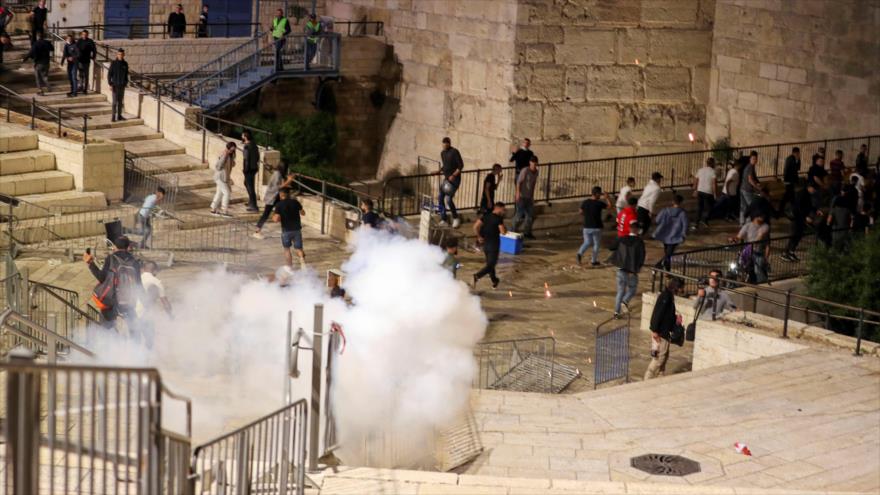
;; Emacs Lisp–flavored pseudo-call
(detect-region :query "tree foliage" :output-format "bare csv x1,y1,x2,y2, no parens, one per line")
804,229,880,342
246,112,343,182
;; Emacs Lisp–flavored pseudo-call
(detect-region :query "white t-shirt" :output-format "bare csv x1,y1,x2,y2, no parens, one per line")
695,167,717,196
637,180,661,213
142,272,165,302
724,168,739,196
616,185,632,209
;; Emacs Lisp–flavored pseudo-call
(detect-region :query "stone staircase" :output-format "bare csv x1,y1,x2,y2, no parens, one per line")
1,35,250,212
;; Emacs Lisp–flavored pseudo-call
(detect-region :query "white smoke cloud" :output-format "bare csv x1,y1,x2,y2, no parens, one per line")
80,228,487,465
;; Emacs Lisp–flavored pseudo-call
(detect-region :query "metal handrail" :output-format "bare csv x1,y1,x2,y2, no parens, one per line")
200,113,272,138
28,281,100,326
171,31,269,85
0,82,89,140
0,307,94,359
191,399,307,451
52,22,261,40
161,384,193,438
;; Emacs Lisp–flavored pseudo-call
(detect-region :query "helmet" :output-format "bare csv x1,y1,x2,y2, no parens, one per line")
441,180,456,195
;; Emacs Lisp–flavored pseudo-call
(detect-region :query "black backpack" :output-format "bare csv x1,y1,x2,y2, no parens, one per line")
91,254,139,311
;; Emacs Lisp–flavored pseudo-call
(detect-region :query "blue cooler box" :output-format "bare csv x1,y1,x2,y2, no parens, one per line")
500,232,523,254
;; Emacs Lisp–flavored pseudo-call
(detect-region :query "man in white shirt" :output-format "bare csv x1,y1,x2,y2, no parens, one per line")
616,177,635,214
637,172,663,232
715,161,740,222
692,157,718,229
140,261,172,316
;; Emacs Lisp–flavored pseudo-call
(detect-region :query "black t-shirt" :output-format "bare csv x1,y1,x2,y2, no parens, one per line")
362,211,380,229
32,7,48,26
480,212,504,245
483,174,497,195
274,198,303,232
580,198,607,228
808,164,827,186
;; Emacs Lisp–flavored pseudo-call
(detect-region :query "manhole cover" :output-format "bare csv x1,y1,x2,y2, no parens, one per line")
630,454,701,476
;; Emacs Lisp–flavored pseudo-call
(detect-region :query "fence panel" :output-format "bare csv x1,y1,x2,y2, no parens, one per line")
594,318,630,389
473,336,579,394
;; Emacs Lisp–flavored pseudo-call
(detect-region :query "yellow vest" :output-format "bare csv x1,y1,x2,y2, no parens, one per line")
272,17,289,39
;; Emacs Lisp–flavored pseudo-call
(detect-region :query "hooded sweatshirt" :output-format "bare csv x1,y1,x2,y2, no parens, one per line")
652,206,689,245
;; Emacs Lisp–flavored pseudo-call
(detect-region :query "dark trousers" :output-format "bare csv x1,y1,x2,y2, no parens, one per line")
696,192,714,224
100,304,133,329
274,37,286,70
77,61,91,93
111,85,125,118
170,30,184,39
305,41,317,69
475,244,500,285
244,171,258,208
256,198,277,229
29,26,44,45
778,183,796,216
786,217,805,253
479,191,495,214
654,243,678,271
637,206,652,232
66,62,78,95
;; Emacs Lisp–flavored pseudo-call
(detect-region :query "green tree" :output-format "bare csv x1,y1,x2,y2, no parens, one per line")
246,112,342,182
804,229,880,342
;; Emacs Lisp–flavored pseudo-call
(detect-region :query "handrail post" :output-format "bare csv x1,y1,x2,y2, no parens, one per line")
320,181,327,235
82,115,88,143
854,309,864,357
544,163,552,204
156,91,162,132
474,169,482,210
612,158,619,193
6,349,40,495
30,97,36,129
308,304,324,472
782,288,792,338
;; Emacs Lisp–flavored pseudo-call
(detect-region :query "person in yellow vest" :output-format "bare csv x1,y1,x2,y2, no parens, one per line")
305,13,321,70
272,8,291,71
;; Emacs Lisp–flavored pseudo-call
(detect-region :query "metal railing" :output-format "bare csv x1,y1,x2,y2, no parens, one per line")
292,173,369,235
51,22,261,40
28,280,101,341
0,307,93,363
1,83,91,141
380,135,880,216
124,151,181,212
650,268,880,356
139,209,251,266
473,336,580,393
0,356,193,494
331,20,384,37
190,399,309,495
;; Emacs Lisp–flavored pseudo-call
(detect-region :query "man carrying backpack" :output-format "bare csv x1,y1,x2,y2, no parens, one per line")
85,236,143,328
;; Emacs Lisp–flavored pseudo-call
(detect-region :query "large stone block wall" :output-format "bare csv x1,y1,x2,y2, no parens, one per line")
101,37,250,74
325,0,520,177
706,0,880,145
513,0,715,162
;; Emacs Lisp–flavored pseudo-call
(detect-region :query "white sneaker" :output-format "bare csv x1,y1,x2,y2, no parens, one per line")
452,218,461,229
438,220,449,227
252,232,265,239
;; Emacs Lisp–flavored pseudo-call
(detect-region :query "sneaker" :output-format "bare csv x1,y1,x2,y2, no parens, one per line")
210,209,220,216
246,206,259,212
438,220,449,227
689,225,698,232
576,253,582,265
117,116,126,121
622,301,630,313
252,231,265,240
591,261,601,267
219,211,233,218
472,274,479,289
789,252,800,262
452,218,461,229
491,278,500,289
613,312,621,319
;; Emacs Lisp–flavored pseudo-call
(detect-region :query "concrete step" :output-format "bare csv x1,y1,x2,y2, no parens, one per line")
0,149,55,175
172,169,216,190
89,125,164,143
64,113,144,131
0,130,38,153
176,184,250,209
57,103,113,117
38,93,109,106
123,139,185,158
0,170,73,196
140,154,206,173
12,190,108,220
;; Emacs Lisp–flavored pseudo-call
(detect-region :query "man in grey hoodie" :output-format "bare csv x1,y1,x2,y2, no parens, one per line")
652,194,689,270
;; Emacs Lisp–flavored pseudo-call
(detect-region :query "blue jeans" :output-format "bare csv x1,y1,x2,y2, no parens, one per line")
513,198,535,235
740,189,755,225
615,269,638,313
274,37,286,70
438,177,460,221
305,41,317,69
578,227,602,263
66,62,78,95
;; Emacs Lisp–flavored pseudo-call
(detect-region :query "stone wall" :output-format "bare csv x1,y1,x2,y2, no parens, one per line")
101,37,250,74
325,0,520,177
513,0,715,162
706,0,880,145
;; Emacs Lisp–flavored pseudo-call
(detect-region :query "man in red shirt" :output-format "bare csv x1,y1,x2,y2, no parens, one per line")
617,196,639,237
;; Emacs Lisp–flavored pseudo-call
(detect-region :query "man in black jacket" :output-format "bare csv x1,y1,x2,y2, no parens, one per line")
782,182,821,262
76,30,97,94
645,278,681,380
242,131,260,212
439,137,464,228
612,218,645,318
84,236,143,328
108,49,128,122
168,4,187,38
23,32,52,95
777,147,801,216
509,138,533,179
29,0,47,46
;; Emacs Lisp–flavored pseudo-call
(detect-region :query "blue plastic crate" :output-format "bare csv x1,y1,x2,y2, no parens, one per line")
500,233,523,254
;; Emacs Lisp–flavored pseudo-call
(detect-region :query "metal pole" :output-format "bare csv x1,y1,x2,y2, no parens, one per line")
156,91,162,132
6,349,40,495
320,181,327,235
57,109,62,136
782,288,792,338
474,169,481,210
854,309,864,357
30,98,36,129
544,163,552,205
612,158,619,193
46,314,57,365
82,115,88,143
308,304,324,472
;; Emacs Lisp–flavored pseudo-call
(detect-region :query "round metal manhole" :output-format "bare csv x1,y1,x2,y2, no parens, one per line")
630,453,701,476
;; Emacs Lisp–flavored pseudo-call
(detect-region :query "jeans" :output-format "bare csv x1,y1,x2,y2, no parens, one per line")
211,179,230,212
786,217,805,253
305,41,317,69
513,198,535,235
111,85,125,118
34,63,49,91
274,37,286,70
660,243,678,271
614,269,638,313
753,252,768,284
475,244,500,285
66,62,78,95
438,177,460,221
244,171,258,208
256,198,277,229
136,213,152,249
578,227,602,263
696,192,714,224
637,206,651,232
77,61,91,93
740,189,755,225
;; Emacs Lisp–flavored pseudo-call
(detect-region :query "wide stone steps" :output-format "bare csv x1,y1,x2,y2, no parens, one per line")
90,125,164,142
0,170,73,196
37,93,108,106
11,190,109,220
140,154,206,173
53,102,113,117
122,139,185,158
0,149,55,175
0,131,38,153
63,113,144,131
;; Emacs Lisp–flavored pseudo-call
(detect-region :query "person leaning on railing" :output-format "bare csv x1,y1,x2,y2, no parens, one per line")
694,270,736,321
305,14,321,70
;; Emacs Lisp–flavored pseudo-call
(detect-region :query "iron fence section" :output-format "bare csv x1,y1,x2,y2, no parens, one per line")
594,317,630,389
140,209,251,266
0,359,192,495
473,336,579,394
124,152,180,212
191,399,309,495
380,135,880,216
52,22,262,40
1,83,91,141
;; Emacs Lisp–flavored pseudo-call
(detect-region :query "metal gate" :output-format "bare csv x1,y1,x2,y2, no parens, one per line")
594,316,631,389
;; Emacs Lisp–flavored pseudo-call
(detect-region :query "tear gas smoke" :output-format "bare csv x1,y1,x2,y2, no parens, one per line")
82,229,487,466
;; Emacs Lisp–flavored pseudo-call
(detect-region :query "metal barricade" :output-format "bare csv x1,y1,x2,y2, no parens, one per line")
594,315,631,389
473,336,580,393
190,400,309,495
